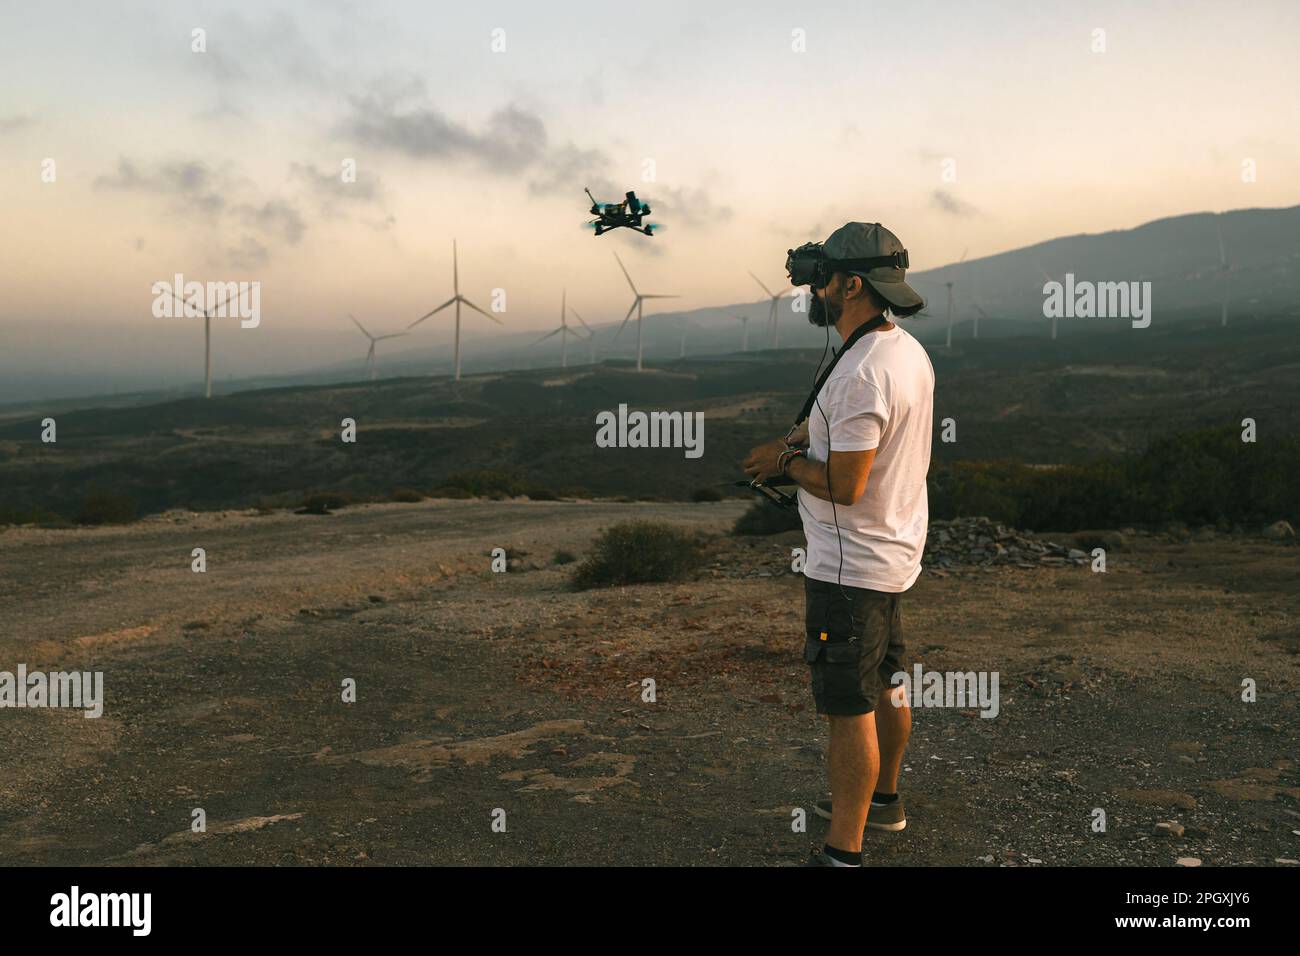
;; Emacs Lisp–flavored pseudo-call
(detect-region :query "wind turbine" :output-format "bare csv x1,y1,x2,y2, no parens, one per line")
970,298,990,340
168,285,240,399
612,252,678,371
348,313,407,381
1215,216,1234,327
943,249,968,349
1036,265,1060,341
532,289,588,368
568,303,597,364
736,314,751,352
408,240,502,380
749,271,786,348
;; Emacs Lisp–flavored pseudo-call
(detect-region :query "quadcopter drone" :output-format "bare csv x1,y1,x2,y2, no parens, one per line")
584,187,662,237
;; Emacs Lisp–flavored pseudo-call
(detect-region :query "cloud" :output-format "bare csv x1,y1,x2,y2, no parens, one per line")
528,143,616,198
931,189,978,218
290,160,382,205
340,93,547,172
94,158,230,214
651,184,733,227
0,114,37,134
236,200,305,245
193,98,249,124
226,236,269,270
95,157,308,266
192,10,330,89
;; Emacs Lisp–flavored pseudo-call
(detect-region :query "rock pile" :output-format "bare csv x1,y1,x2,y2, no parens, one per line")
925,517,1089,570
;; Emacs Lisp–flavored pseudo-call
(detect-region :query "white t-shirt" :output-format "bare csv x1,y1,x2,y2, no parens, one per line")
798,323,934,593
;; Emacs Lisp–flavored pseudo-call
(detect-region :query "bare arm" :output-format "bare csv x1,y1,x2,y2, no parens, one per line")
785,448,875,506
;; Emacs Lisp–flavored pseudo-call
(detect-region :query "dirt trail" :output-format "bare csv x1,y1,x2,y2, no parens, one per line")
0,499,1296,866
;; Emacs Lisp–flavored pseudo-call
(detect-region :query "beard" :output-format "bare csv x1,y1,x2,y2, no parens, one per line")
808,289,842,327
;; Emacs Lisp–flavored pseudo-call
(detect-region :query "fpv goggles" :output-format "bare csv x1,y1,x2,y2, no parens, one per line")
785,241,910,290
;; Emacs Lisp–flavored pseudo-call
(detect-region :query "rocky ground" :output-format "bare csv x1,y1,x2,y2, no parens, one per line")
0,498,1297,867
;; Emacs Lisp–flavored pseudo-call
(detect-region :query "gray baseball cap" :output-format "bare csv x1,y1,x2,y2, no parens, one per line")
823,221,925,316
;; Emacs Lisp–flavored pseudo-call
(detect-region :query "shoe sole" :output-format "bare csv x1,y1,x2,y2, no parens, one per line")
814,803,906,831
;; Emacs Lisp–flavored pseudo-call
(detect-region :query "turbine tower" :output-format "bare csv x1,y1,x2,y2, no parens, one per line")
532,289,588,368
736,314,751,352
943,248,968,349
1036,265,1059,341
348,313,407,381
612,252,678,372
749,271,786,348
1216,216,1233,327
408,240,502,380
168,285,241,399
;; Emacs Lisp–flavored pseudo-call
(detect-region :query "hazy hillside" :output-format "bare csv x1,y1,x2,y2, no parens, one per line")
908,205,1300,325
2,205,1297,407
2,313,1297,528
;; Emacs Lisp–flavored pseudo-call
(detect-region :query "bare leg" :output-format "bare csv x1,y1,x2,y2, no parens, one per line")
873,684,911,794
826,712,879,853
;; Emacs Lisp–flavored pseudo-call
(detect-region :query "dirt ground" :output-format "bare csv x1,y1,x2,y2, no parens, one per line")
0,499,1297,867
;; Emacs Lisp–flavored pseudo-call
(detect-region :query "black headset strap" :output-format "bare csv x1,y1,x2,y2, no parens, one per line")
795,316,889,424
832,251,909,272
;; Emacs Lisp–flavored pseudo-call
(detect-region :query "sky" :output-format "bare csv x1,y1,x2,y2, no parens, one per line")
1,0,1298,390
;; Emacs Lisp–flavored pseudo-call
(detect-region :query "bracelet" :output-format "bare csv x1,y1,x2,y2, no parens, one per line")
779,448,806,475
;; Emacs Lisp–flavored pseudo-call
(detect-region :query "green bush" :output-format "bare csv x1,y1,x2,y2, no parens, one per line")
552,549,577,565
435,469,559,500
691,486,724,502
732,500,802,536
430,486,473,499
928,426,1300,531
571,521,704,590
300,491,354,514
75,490,137,525
391,488,425,503
0,506,70,528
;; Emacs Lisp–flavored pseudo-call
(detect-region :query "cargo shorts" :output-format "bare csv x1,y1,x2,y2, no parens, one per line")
803,575,906,716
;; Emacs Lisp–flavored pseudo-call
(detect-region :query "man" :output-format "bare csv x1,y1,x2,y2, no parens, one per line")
743,222,934,867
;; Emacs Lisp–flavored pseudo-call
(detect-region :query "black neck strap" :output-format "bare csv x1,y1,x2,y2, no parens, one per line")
795,316,889,424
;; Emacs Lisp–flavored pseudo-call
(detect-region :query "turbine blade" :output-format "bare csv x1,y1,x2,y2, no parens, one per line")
613,251,638,295
641,294,679,299
348,313,373,338
569,307,592,333
214,288,241,312
533,327,563,345
409,298,456,327
461,297,503,325
170,290,201,317
748,271,775,298
613,300,637,341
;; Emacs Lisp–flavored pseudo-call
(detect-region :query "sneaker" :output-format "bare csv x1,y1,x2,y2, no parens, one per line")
802,849,860,867
813,797,907,832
